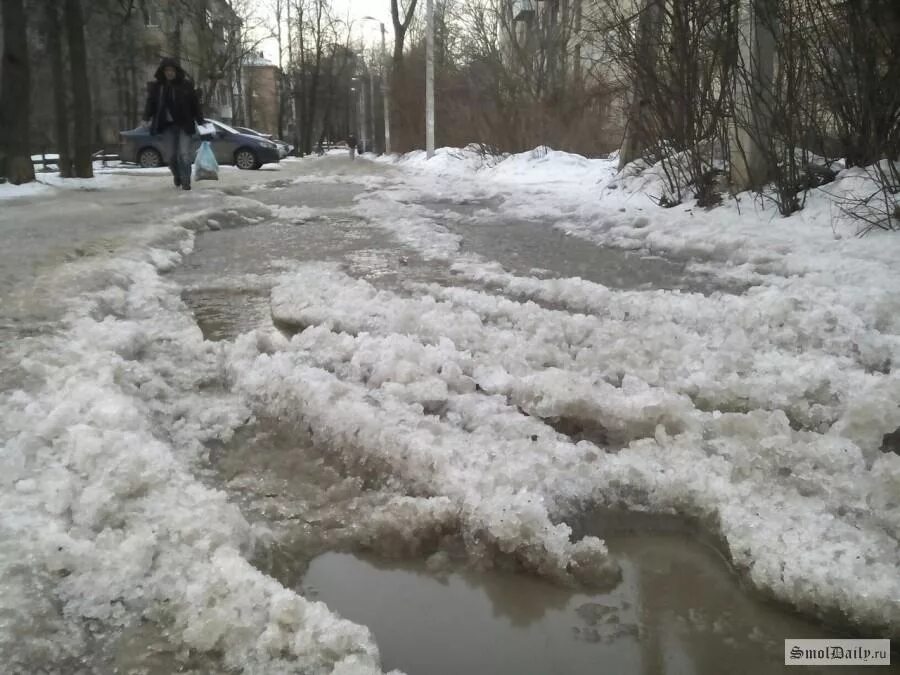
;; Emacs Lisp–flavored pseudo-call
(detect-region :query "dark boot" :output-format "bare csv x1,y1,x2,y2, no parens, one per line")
173,174,182,188
181,178,192,191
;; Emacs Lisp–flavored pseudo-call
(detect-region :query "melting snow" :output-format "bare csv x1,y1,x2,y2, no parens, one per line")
2,147,899,674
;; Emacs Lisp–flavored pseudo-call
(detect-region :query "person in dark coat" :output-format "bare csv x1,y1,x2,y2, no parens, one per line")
142,57,204,190
347,133,358,161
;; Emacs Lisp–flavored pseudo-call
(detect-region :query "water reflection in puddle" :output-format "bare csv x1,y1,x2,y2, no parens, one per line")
303,533,871,675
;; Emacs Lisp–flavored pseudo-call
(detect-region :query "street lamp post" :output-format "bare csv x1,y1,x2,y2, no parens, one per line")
425,0,435,158
362,16,391,155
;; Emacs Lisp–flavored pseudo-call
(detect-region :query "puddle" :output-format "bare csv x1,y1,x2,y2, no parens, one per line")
236,180,367,208
174,210,466,341
181,287,272,341
414,199,744,296
302,526,884,675
450,217,734,295
204,420,408,588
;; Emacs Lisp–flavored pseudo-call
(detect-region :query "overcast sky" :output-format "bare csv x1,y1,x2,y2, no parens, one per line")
252,0,397,65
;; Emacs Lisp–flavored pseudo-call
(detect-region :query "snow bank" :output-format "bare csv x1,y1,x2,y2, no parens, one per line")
259,263,900,635
0,219,394,673
340,148,900,634
388,144,898,244
0,180,52,201
0,171,154,201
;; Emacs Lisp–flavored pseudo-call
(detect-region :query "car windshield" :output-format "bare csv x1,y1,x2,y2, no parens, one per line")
209,119,241,135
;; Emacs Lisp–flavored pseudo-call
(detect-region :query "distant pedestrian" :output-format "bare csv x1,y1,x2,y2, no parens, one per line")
347,133,358,161
142,57,204,191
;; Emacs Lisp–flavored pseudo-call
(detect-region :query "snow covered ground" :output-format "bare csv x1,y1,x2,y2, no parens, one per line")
1,151,898,673
294,148,900,629
359,147,900,621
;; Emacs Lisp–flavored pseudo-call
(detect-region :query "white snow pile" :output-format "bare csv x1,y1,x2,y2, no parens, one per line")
0,179,53,201
387,144,898,243
256,261,900,634
234,270,617,584
0,224,396,673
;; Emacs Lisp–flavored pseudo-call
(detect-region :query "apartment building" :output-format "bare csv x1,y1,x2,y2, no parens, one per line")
238,52,281,136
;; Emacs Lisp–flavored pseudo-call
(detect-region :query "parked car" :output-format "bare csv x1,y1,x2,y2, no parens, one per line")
119,119,280,170
233,126,294,159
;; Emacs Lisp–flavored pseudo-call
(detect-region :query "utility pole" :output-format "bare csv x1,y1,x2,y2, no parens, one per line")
730,0,776,190
381,23,391,154
359,79,366,151
276,0,284,139
368,66,376,153
425,0,435,158
350,84,358,143
287,0,298,153
359,87,366,150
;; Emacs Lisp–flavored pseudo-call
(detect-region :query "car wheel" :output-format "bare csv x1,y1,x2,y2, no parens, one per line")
234,148,260,170
137,147,163,168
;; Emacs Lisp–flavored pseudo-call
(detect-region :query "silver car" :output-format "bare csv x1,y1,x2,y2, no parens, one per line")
119,119,281,170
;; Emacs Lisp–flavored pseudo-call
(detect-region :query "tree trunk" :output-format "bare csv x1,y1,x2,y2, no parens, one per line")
45,2,73,177
65,0,94,178
233,59,245,126
295,73,305,154
618,0,662,170
0,0,36,185
302,54,323,156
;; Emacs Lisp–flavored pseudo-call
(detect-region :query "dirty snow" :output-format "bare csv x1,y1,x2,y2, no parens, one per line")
0,208,395,673
360,147,900,633
2,147,899,674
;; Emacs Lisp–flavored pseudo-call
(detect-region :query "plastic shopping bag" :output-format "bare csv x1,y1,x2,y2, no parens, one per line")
194,140,219,181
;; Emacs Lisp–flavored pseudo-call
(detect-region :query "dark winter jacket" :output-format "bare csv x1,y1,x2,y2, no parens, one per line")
143,58,203,135
347,134,358,149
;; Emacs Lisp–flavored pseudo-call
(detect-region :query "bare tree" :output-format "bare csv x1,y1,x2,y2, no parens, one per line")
271,0,287,138
375,0,619,155
44,2,73,177
801,0,900,168
287,0,349,153
296,0,330,154
318,28,357,145
391,0,420,65
0,0,36,184
595,0,738,206
799,0,900,231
